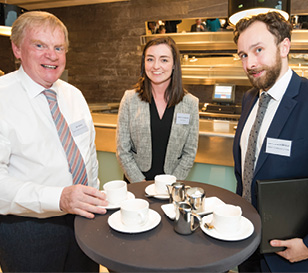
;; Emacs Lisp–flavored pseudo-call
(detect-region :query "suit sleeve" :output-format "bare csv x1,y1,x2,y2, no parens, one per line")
116,92,146,183
171,96,199,180
303,235,308,248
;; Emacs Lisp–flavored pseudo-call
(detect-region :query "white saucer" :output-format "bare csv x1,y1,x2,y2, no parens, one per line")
145,183,169,200
108,209,161,233
161,196,225,220
99,191,135,209
201,215,254,241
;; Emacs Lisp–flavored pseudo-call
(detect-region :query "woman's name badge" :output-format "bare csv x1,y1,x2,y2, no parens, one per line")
266,137,292,157
176,113,190,125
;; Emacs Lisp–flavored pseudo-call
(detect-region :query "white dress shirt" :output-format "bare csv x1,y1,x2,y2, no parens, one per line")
240,68,293,176
0,66,99,218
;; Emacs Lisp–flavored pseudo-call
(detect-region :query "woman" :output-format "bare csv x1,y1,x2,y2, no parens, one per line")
116,37,199,183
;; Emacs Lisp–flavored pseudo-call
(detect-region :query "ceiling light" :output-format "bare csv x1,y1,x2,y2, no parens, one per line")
0,25,11,36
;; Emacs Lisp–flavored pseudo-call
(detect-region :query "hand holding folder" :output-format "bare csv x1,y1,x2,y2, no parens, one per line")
257,178,308,254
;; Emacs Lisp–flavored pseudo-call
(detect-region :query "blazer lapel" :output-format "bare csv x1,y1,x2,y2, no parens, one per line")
254,72,301,176
168,99,183,143
135,95,152,158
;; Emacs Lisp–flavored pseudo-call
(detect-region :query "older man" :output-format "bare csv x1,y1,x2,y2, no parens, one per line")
0,11,108,272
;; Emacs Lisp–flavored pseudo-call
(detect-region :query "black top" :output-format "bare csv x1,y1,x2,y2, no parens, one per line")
142,99,175,180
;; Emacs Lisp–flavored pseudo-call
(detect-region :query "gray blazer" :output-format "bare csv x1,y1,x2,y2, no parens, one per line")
116,89,199,183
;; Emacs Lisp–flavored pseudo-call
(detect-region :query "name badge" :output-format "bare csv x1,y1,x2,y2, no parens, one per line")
266,137,292,157
70,119,88,137
176,113,190,125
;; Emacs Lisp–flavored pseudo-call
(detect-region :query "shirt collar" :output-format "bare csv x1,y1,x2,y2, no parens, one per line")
259,67,292,101
17,65,59,98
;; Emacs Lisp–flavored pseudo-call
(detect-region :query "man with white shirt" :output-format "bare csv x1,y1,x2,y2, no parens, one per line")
233,12,308,272
0,11,108,272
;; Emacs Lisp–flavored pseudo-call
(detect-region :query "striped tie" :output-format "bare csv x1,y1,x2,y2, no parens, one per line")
43,89,88,186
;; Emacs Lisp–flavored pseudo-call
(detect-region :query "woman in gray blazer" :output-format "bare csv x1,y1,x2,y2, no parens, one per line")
116,37,199,183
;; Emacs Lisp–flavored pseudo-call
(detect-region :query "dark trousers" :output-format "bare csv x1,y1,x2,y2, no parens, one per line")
0,214,99,273
238,249,271,272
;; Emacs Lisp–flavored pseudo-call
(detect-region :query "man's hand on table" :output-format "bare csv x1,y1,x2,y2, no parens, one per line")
60,184,108,218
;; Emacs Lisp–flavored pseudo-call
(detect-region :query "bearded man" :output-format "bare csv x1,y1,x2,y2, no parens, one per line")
233,12,308,272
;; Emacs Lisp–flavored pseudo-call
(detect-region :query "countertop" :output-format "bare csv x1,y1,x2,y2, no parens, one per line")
92,112,237,166
92,112,238,138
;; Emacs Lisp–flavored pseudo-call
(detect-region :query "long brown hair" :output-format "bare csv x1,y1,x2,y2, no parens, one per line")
135,36,187,107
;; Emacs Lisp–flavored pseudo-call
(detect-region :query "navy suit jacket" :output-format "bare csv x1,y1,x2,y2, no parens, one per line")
233,71,308,271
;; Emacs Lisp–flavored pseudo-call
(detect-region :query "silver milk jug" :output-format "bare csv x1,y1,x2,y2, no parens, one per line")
174,202,201,235
166,182,190,204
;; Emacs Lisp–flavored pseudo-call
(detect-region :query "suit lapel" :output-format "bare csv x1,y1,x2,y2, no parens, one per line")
237,89,259,141
234,88,258,176
254,72,301,176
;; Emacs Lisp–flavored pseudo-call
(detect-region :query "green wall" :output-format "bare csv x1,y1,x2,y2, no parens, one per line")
97,151,237,193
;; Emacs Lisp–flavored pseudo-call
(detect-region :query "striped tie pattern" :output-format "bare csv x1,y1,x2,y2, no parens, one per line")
242,92,271,202
43,89,88,185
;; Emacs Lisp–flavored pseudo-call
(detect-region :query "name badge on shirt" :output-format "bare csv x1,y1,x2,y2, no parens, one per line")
176,113,190,125
266,137,292,157
70,119,88,137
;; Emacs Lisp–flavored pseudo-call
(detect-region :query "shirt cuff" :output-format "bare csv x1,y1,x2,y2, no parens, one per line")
40,186,65,212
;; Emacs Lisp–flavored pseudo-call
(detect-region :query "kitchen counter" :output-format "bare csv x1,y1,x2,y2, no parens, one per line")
92,112,237,167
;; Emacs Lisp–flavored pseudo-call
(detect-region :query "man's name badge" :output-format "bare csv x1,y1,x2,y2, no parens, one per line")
176,113,190,125
266,137,292,157
70,119,88,137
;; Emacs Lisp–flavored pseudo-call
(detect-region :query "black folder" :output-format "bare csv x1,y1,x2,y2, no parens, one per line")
257,178,308,254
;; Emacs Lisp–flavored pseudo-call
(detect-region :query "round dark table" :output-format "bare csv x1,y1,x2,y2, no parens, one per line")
75,181,261,272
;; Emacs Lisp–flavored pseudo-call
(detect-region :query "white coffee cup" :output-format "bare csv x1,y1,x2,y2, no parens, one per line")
103,180,127,205
154,174,176,194
120,199,149,228
212,204,242,235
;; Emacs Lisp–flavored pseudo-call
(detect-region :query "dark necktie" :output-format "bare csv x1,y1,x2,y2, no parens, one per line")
242,92,271,202
43,89,88,186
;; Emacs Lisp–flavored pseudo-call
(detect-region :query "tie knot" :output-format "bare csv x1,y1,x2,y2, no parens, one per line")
43,89,57,102
259,92,272,108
